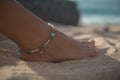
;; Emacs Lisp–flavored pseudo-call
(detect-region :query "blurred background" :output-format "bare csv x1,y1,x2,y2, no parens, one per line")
17,0,120,26
71,0,120,24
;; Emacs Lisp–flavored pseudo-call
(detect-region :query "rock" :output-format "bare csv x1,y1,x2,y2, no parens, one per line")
17,0,80,26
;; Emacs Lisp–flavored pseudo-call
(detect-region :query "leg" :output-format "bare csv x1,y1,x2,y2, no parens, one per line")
0,0,97,62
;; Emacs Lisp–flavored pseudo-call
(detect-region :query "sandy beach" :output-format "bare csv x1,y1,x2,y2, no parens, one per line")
0,24,120,80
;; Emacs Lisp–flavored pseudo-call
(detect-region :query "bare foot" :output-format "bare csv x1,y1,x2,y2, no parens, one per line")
19,29,97,62
0,0,97,62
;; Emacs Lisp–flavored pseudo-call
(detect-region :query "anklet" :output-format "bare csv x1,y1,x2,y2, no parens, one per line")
25,23,55,54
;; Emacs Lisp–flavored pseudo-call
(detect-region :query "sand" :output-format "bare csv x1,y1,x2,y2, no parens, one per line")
0,25,120,80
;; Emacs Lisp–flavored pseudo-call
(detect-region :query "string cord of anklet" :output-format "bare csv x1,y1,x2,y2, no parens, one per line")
25,23,55,54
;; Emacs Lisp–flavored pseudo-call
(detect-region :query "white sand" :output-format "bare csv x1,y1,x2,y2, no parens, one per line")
0,25,120,80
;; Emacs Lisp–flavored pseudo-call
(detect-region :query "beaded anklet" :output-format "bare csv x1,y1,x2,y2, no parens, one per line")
25,23,55,54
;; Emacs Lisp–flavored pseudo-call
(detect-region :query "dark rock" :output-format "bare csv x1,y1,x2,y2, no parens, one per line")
17,0,80,26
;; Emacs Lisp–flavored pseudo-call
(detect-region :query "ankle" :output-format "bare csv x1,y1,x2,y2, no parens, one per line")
17,23,58,53
20,23,56,54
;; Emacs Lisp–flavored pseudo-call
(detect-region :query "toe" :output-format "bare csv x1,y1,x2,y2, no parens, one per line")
89,40,95,45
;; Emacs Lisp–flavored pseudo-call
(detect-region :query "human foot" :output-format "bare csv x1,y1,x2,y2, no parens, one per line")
19,29,97,62
0,0,97,62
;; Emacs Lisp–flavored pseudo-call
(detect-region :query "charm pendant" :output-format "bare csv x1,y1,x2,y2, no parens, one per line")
50,31,55,38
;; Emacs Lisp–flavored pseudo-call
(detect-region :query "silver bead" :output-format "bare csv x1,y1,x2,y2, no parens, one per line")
48,23,55,29
50,31,55,38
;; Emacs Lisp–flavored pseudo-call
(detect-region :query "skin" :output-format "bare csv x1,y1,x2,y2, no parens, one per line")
0,34,7,41
0,0,97,62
